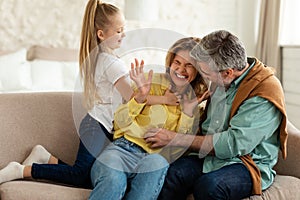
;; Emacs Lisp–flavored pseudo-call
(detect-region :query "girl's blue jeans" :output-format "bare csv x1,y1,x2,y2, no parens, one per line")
158,155,253,200
89,137,169,200
31,114,112,188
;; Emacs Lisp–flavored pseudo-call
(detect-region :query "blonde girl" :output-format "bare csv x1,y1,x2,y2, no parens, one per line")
0,0,131,188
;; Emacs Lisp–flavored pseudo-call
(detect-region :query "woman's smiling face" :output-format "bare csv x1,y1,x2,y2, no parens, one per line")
169,50,198,90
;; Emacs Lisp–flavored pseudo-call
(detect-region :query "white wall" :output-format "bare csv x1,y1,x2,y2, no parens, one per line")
2,0,299,127
0,0,259,55
0,0,87,50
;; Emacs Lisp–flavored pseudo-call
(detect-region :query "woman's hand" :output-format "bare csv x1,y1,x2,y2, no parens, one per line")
130,58,153,103
182,90,210,117
198,90,210,103
163,86,181,106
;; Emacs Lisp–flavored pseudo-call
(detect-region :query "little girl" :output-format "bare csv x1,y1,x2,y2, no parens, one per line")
89,37,208,199
0,0,176,188
0,0,126,188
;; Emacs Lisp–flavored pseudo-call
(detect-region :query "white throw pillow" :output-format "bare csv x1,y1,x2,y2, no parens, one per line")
61,61,79,91
30,60,64,91
0,48,32,92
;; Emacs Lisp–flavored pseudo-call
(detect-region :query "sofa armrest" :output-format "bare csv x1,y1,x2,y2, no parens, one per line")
274,121,300,178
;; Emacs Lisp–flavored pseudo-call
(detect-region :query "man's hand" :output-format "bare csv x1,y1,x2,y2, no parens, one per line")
144,128,177,148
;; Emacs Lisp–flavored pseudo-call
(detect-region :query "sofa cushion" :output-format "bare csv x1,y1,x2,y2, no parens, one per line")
0,48,32,92
274,121,300,178
0,92,299,200
1,175,299,200
243,175,300,200
0,92,81,169
26,45,78,62
0,180,91,200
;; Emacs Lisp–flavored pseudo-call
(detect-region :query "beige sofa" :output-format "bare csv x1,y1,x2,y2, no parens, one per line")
0,92,300,200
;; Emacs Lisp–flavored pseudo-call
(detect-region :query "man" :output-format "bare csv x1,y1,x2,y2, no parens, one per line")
145,30,287,200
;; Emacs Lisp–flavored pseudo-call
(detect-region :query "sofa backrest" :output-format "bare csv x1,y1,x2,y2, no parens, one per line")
274,121,300,178
1,92,299,179
0,92,86,168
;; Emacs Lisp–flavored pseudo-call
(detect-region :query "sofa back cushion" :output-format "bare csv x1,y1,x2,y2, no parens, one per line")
274,121,300,178
0,92,84,168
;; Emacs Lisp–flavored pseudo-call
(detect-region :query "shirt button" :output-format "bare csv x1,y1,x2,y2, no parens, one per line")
215,120,219,124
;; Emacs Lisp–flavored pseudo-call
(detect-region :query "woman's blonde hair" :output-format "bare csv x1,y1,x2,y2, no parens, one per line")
165,37,207,98
79,0,120,110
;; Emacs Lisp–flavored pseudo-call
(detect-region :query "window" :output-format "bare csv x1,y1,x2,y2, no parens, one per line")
280,0,300,45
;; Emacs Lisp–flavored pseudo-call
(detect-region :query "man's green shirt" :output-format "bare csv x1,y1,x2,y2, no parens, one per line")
201,61,282,190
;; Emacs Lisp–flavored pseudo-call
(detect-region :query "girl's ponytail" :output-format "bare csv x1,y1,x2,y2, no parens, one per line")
79,0,120,110
79,0,100,110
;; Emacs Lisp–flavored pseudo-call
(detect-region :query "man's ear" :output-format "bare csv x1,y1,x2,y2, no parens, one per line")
221,68,235,83
225,68,235,78
97,29,104,41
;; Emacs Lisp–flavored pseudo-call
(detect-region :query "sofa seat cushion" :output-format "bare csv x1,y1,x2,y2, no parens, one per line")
0,180,91,200
242,175,300,200
0,176,299,199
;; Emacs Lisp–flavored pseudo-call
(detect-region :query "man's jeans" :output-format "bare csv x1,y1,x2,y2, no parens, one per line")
89,137,169,200
158,155,252,200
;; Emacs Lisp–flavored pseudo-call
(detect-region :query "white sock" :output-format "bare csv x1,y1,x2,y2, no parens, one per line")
22,145,51,166
0,162,24,184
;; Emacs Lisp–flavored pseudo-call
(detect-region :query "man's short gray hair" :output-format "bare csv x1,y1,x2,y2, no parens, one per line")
190,30,247,72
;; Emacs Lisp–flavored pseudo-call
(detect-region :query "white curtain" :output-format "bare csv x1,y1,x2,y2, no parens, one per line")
256,0,281,79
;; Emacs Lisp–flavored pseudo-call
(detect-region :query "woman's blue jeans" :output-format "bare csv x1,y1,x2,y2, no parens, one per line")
89,137,169,200
31,114,112,188
158,155,253,200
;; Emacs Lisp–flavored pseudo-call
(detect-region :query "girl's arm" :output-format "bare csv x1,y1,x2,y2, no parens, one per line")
146,87,180,106
114,76,134,102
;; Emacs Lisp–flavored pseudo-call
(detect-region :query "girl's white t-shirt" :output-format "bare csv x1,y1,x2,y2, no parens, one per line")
88,52,130,132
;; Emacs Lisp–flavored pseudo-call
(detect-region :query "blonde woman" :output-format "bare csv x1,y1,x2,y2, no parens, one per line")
89,37,208,199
